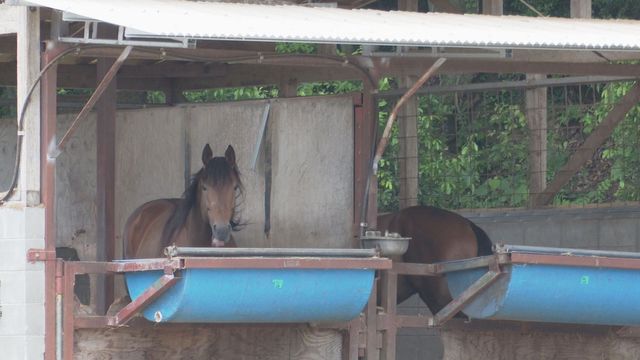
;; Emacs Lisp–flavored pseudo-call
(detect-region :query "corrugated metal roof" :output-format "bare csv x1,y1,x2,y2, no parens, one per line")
17,0,640,50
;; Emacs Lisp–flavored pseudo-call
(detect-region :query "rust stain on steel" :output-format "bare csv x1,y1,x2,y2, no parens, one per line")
109,273,179,327
511,253,640,270
181,257,392,270
432,269,502,327
26,248,57,262
54,46,133,156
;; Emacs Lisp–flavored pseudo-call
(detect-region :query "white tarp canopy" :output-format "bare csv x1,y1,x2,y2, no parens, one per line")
11,0,640,50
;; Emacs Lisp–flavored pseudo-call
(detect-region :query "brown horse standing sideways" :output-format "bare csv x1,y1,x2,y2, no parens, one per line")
377,205,493,314
124,144,243,259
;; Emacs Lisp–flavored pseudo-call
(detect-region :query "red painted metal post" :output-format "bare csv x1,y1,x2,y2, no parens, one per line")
62,262,76,360
353,93,366,244
96,55,118,315
365,279,379,360
41,43,62,360
362,85,378,230
380,269,398,360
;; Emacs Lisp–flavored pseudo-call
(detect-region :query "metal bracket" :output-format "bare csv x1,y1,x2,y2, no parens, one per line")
27,248,57,262
57,12,195,49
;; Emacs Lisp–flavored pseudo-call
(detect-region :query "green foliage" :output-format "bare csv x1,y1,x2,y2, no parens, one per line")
183,86,278,103
275,43,317,54
376,77,640,212
297,81,362,96
146,91,166,104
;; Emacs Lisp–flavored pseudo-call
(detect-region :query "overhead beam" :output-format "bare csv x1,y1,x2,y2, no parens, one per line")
95,56,117,315
3,58,640,91
370,57,640,77
529,82,640,206
377,75,638,98
428,0,463,13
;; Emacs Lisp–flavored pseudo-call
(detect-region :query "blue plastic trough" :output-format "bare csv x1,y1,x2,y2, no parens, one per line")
122,247,390,323
446,244,640,327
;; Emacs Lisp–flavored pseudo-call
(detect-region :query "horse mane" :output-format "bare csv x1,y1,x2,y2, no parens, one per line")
160,157,244,248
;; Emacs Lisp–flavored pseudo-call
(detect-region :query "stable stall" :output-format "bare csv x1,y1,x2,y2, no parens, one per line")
2,1,640,360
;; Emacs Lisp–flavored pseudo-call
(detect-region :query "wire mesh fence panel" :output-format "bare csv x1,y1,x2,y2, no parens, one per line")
378,78,640,212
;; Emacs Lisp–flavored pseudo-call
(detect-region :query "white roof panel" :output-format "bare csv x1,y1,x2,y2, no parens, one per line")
17,0,640,50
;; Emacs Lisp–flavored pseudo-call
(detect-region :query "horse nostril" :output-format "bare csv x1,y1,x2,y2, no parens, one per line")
212,224,217,230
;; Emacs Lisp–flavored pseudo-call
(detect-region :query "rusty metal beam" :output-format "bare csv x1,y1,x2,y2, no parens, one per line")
108,273,179,326
52,46,132,156
428,0,463,13
530,82,640,206
392,262,439,276
95,55,117,315
380,270,397,360
4,58,640,91
511,253,640,270
431,269,502,326
182,257,392,270
373,58,446,173
41,44,62,360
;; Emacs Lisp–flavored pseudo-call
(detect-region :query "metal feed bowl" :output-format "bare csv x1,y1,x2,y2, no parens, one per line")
361,231,410,257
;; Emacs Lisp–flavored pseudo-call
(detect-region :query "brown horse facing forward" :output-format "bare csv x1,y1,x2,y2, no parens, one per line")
124,144,243,259
377,205,493,315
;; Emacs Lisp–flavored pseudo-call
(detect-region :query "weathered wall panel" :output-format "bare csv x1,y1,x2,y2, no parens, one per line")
115,107,186,258
188,101,267,248
55,113,97,263
270,96,354,248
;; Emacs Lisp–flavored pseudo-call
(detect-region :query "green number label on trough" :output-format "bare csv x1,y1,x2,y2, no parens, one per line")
580,275,590,285
272,279,284,289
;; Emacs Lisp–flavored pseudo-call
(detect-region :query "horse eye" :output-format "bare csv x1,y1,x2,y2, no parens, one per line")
202,186,207,191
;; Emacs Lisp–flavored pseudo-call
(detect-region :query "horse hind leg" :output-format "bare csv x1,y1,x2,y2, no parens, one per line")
411,277,453,316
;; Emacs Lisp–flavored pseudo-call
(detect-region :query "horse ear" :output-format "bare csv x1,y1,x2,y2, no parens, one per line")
202,144,213,165
225,145,236,168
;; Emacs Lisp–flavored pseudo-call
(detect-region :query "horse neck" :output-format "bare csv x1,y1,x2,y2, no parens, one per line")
186,183,211,242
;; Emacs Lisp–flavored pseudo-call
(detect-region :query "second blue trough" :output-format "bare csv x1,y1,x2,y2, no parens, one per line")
446,245,640,327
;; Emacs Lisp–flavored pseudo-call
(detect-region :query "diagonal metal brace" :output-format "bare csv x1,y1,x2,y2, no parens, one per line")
107,272,179,327
430,267,502,326
50,45,133,158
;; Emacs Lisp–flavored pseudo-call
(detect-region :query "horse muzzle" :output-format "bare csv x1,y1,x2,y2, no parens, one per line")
211,223,232,247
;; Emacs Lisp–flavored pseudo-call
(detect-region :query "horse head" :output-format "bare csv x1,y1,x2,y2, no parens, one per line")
197,144,242,247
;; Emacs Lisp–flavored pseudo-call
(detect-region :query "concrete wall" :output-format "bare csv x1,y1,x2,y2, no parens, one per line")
0,95,356,265
0,206,45,359
114,96,354,252
396,205,640,360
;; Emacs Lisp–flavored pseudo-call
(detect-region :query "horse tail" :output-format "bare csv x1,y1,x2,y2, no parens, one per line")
470,221,493,256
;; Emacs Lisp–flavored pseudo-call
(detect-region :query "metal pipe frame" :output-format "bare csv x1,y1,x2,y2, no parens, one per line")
373,254,506,360
165,246,379,258
60,256,390,360
372,246,640,359
52,45,132,158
